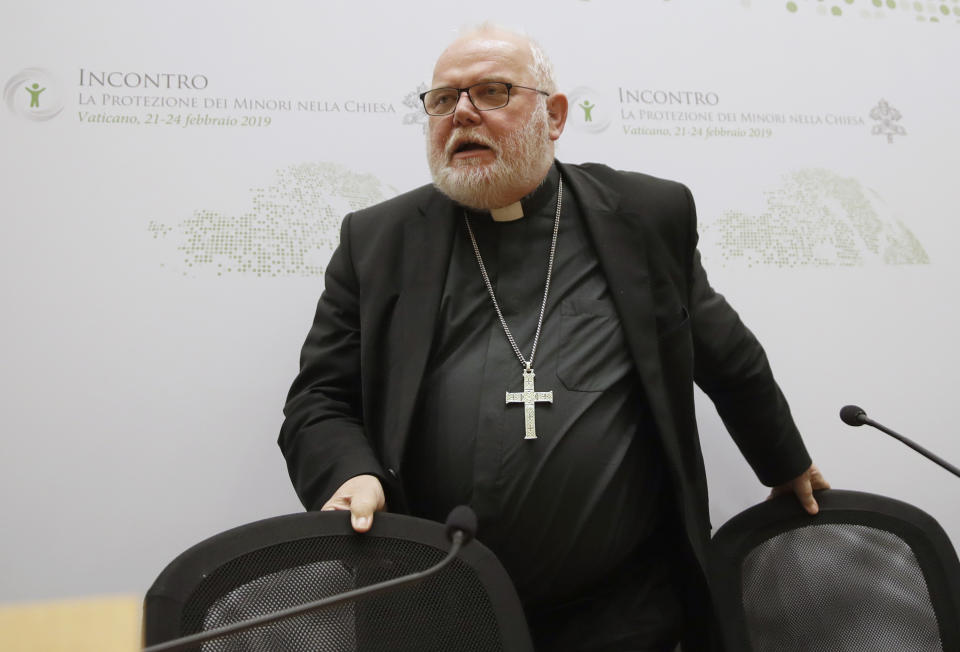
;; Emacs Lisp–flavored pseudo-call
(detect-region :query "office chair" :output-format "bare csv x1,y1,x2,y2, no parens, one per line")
143,510,533,651
710,489,960,651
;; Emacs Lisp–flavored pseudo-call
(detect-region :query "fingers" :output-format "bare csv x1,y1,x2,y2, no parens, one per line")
349,491,380,532
320,496,349,511
795,464,832,515
795,476,819,515
768,464,830,516
808,464,832,491
320,474,386,533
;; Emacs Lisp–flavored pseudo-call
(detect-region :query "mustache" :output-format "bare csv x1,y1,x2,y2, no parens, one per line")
444,129,500,159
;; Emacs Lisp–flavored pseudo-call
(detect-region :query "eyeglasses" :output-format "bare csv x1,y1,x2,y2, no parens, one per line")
419,82,549,116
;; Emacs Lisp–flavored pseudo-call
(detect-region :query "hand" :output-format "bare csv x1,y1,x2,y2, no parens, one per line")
768,464,831,515
321,474,386,532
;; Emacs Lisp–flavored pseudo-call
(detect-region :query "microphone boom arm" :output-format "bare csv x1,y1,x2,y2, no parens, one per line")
143,532,467,652
862,416,960,479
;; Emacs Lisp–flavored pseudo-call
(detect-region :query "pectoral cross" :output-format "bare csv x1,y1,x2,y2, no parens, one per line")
505,367,553,440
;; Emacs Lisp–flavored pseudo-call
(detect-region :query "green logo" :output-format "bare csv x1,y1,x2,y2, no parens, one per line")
26,82,45,108
4,68,64,121
567,87,610,134
577,99,596,122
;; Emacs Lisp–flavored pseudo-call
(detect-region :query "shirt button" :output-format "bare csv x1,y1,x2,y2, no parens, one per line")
387,468,398,479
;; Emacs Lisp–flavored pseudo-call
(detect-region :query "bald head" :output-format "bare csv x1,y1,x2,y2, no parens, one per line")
433,25,557,94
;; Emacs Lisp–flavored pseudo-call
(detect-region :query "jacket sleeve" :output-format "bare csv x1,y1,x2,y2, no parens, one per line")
682,187,812,486
278,213,386,510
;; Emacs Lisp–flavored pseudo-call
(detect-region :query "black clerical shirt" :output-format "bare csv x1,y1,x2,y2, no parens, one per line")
404,166,670,606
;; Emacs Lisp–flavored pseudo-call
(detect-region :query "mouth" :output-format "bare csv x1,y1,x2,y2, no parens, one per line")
447,135,496,161
454,141,490,154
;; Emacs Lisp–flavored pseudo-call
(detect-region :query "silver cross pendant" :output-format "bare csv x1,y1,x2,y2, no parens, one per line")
505,368,553,440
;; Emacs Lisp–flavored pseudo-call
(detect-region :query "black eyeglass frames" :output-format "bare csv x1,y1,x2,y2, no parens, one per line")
420,82,549,116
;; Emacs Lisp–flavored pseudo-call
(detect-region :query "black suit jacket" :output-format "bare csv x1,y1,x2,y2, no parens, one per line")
279,161,811,581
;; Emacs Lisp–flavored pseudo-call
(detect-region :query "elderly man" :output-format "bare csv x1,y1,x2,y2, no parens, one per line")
280,25,828,651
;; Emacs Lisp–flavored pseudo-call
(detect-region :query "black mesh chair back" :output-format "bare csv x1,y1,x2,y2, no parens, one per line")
710,489,960,651
144,511,533,651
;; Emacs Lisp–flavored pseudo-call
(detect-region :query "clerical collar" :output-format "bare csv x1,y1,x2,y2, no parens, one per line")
486,164,560,222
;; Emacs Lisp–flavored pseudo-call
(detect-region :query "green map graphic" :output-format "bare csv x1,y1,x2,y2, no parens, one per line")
703,169,929,267
149,163,396,277
784,0,959,22
646,0,960,22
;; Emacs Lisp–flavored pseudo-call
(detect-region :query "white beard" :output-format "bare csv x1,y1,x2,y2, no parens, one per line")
427,102,554,211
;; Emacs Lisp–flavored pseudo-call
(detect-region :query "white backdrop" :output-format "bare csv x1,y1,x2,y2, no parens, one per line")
2,0,959,602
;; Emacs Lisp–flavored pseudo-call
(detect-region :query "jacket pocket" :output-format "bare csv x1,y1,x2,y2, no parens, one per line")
557,298,633,392
656,304,690,340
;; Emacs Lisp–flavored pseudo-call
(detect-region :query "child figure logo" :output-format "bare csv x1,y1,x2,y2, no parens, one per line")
4,68,65,121
578,99,596,122
26,83,46,108
567,87,610,134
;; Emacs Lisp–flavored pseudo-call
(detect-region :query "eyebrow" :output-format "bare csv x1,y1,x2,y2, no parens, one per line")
431,77,514,88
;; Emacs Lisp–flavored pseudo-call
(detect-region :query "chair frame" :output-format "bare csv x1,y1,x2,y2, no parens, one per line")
710,489,960,651
143,510,533,651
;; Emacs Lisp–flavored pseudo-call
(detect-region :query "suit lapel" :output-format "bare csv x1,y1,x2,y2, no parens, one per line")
562,164,695,520
559,163,666,397
383,165,674,470
382,190,457,469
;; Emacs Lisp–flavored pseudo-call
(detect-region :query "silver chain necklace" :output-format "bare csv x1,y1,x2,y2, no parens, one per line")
463,177,562,440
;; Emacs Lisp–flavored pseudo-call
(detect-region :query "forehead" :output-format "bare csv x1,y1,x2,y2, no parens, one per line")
431,35,533,87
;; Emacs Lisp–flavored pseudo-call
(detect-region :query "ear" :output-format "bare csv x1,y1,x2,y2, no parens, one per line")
546,92,568,141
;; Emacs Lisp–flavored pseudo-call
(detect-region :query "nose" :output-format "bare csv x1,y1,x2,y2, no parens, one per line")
452,90,481,127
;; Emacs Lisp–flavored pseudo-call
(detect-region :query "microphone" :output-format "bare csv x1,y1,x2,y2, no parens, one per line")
144,506,479,652
839,405,960,479
839,404,866,426
445,504,478,545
